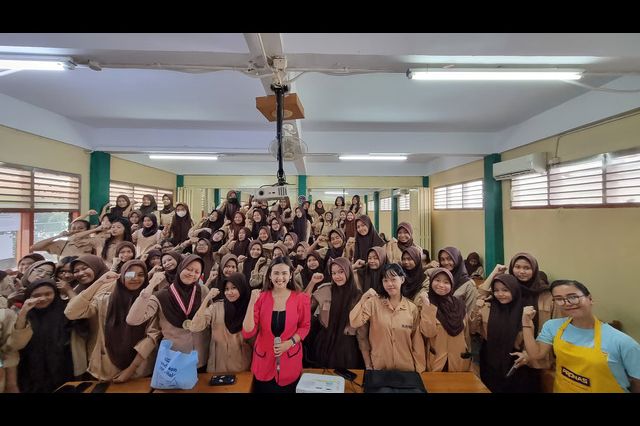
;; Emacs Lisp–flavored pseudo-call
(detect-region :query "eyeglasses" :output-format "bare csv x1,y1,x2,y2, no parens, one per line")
552,295,586,306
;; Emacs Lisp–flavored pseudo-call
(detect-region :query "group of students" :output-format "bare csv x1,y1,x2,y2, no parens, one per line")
0,191,638,393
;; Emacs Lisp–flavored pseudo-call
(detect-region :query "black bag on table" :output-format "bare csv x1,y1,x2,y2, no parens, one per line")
363,369,427,393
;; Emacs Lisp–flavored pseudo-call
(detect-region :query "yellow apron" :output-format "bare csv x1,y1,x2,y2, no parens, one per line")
553,317,624,393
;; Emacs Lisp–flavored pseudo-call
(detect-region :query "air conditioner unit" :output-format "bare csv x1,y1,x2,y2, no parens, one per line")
492,152,547,180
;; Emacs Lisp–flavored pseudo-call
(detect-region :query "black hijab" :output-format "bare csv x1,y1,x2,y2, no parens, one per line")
18,279,74,393
486,274,524,376
110,195,131,218
161,251,183,285
326,229,346,260
160,193,175,215
232,227,252,257
169,203,193,246
242,240,263,279
105,260,150,370
139,194,158,216
508,252,548,331
428,268,466,337
401,246,426,300
292,207,308,241
358,246,387,293
353,215,385,262
202,209,225,233
156,255,204,328
223,272,251,334
311,257,362,369
222,190,240,221
301,250,327,288
141,213,159,238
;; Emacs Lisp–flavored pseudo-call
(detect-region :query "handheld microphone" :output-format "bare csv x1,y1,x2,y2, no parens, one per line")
274,336,281,373
505,363,518,378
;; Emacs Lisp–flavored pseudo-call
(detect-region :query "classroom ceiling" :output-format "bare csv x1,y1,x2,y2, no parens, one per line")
1,33,639,177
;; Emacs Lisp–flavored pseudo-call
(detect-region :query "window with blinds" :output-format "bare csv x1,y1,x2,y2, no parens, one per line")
511,150,640,208
434,180,483,209
605,151,640,204
0,164,80,211
549,156,604,206
379,197,391,211
109,181,174,208
399,193,411,210
367,200,374,212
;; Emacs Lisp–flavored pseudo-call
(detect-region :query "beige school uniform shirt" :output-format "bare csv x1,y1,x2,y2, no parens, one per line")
158,210,175,229
64,281,161,381
384,240,424,265
126,284,211,368
419,303,472,372
133,229,162,257
43,238,96,259
188,300,252,373
349,296,426,372
0,307,19,392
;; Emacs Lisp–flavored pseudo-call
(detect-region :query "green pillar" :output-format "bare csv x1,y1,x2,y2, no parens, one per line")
391,190,398,237
89,151,110,225
422,176,429,187
176,175,184,188
236,191,241,203
484,154,504,273
214,188,220,209
373,191,380,231
364,194,368,214
298,175,307,200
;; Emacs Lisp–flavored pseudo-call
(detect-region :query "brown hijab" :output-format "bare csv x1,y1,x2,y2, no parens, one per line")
428,268,466,337
396,222,415,251
438,246,471,292
70,255,109,294
105,260,150,370
353,215,385,261
156,254,204,328
20,260,56,289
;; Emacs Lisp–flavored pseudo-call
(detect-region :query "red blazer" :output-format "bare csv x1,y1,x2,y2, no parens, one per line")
242,290,311,386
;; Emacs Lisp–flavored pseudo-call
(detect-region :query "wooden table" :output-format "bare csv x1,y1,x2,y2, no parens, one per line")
303,369,490,393
56,376,153,393
152,371,254,393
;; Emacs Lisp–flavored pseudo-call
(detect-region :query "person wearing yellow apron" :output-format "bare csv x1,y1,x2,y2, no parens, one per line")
521,280,640,393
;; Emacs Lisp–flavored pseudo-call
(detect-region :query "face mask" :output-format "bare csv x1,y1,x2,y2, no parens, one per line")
176,211,187,218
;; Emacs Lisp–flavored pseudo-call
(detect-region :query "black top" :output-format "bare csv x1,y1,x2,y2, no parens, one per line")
271,310,286,337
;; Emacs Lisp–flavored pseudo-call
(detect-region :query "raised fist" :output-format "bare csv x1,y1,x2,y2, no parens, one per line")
353,259,366,269
249,289,261,304
522,306,537,324
493,264,507,274
148,271,165,288
207,287,220,300
311,272,325,283
101,271,121,283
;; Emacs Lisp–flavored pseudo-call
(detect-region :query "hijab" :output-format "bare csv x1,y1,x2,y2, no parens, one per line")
464,252,482,275
396,222,415,252
161,251,183,285
486,274,524,376
101,216,132,260
18,279,73,393
230,211,246,241
202,209,225,233
160,193,175,215
114,241,136,273
301,250,327,288
438,246,471,292
223,272,251,334
195,238,215,282
156,255,204,328
508,252,549,326
139,194,158,216
141,213,159,238
110,195,131,218
222,190,240,221
314,200,325,217
170,203,193,246
292,207,308,241
242,241,263,279
344,213,357,239
70,255,109,294
20,260,56,289
428,268,466,337
401,246,426,300
251,210,269,240
326,228,346,260
353,215,385,261
210,229,227,253
105,260,150,370
359,246,387,293
144,249,163,271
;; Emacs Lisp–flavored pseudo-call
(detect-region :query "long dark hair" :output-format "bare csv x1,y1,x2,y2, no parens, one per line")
263,256,297,291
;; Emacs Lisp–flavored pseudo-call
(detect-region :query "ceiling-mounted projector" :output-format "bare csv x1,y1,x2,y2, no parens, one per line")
253,184,289,201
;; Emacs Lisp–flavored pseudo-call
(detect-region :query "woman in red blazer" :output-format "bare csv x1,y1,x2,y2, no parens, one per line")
242,256,311,392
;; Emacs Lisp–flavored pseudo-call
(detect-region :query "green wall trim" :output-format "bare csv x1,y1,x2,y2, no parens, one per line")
298,175,307,199
373,191,380,231
364,194,368,214
422,176,429,187
176,175,184,188
214,188,220,208
391,190,398,237
89,151,111,225
484,154,504,273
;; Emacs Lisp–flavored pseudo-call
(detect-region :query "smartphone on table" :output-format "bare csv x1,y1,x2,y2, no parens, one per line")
209,374,236,386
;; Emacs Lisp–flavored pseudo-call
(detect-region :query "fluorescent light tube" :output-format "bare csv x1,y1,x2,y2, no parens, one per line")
149,155,218,160
0,56,75,71
324,191,349,195
339,155,407,161
407,68,583,81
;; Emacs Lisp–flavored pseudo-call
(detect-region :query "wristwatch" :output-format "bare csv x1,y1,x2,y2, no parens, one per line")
290,337,296,346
